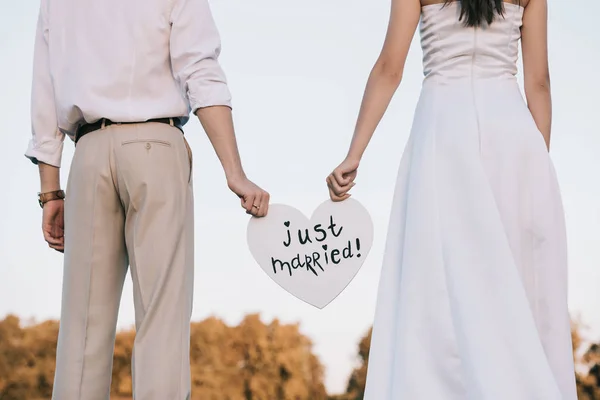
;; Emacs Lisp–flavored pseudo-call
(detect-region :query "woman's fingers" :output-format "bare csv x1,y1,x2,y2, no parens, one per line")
327,175,355,197
331,167,356,190
326,159,360,202
333,168,353,187
328,185,351,202
327,175,345,196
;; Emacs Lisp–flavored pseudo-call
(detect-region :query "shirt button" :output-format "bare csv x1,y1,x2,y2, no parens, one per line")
145,143,151,150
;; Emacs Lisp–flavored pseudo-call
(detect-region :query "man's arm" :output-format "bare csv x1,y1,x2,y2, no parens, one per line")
169,0,269,216
39,163,61,193
169,0,231,112
27,0,65,251
26,0,65,178
194,106,243,181
195,106,270,216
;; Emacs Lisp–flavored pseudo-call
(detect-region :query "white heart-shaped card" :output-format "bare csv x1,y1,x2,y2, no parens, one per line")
247,198,374,309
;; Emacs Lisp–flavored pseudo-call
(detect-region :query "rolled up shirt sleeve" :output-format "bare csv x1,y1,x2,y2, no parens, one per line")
169,0,232,113
25,0,64,168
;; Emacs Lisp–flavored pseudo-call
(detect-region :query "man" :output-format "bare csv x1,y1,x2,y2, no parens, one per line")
26,0,269,398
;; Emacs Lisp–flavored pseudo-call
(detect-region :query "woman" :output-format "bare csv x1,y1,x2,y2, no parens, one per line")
326,0,577,398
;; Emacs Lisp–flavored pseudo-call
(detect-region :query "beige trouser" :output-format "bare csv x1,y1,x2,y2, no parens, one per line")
52,122,194,400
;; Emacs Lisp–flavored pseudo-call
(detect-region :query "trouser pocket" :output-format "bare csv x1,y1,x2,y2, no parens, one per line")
182,136,193,183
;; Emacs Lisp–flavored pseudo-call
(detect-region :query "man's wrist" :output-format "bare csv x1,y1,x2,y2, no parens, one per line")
38,189,65,208
225,169,246,184
38,162,61,193
40,184,62,193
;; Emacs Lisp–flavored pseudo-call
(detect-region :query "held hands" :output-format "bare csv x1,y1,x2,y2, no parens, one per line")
42,199,65,253
327,158,359,202
228,175,270,218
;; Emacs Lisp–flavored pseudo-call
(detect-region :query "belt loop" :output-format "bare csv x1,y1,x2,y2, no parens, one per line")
169,118,174,127
100,118,106,130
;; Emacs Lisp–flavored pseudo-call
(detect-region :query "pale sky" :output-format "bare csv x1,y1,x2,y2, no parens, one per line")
0,0,598,394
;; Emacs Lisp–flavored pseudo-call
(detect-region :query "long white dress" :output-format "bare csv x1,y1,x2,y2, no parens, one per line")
363,3,577,399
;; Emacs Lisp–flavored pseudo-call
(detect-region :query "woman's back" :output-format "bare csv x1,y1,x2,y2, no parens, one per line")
420,1,524,82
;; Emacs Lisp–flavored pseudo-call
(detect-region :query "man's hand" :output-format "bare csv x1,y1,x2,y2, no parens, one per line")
37,162,64,252
42,199,64,252
327,158,359,202
228,175,270,218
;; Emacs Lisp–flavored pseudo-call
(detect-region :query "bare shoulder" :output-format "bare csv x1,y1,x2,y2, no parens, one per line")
521,0,548,25
521,0,547,10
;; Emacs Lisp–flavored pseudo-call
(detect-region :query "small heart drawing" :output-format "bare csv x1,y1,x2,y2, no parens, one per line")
247,198,374,309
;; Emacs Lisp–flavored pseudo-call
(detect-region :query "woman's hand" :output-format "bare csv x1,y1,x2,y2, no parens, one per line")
326,158,360,202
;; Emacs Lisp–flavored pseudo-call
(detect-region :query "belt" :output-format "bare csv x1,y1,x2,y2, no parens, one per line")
74,117,183,144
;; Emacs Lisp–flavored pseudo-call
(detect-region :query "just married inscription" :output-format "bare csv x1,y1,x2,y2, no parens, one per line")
247,199,374,308
272,216,363,277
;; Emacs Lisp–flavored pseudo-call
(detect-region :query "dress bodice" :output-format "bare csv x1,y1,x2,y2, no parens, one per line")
420,2,524,82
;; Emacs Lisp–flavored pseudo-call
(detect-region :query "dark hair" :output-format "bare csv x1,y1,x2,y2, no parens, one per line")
446,0,510,27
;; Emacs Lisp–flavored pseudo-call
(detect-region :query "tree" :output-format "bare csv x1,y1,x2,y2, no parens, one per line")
0,314,327,400
189,314,327,400
573,320,600,400
0,315,58,400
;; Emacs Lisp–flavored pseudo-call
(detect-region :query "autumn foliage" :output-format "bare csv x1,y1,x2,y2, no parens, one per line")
0,314,599,400
0,314,326,400
572,321,600,400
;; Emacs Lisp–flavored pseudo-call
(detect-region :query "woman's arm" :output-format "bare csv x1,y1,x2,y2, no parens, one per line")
346,0,421,161
327,0,421,201
521,0,552,150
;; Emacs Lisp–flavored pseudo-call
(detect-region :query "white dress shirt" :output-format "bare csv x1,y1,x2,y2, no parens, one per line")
26,0,232,168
